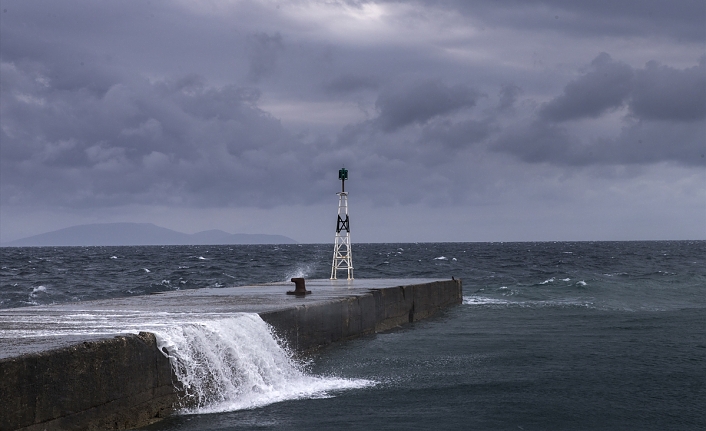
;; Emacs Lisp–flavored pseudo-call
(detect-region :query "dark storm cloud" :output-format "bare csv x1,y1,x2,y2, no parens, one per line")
0,22,118,100
420,119,492,149
1,0,704,228
630,58,706,122
0,1,347,209
533,0,706,41
246,32,284,82
323,74,379,94
494,54,706,167
605,120,706,165
541,53,706,123
0,55,333,208
494,121,580,165
374,80,482,132
498,84,522,111
494,118,706,167
404,0,705,41
540,53,633,122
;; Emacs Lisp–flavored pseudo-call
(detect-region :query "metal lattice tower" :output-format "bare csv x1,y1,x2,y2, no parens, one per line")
331,167,353,280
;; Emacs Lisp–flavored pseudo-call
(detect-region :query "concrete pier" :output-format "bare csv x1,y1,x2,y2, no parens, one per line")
0,278,461,430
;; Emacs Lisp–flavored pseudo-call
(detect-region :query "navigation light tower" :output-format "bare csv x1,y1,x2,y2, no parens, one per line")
331,167,353,280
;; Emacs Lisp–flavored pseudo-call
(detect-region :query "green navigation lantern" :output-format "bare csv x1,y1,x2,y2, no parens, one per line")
339,168,348,192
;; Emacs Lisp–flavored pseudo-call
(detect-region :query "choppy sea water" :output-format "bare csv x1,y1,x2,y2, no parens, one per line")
1,241,705,430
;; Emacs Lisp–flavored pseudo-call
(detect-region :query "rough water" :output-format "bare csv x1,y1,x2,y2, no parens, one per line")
1,241,705,430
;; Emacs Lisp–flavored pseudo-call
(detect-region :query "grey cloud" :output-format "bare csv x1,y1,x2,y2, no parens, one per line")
1,0,704,238
403,0,705,42
421,119,492,149
540,53,633,122
539,53,706,122
494,121,579,164
532,0,706,41
494,53,705,168
493,117,706,168
0,54,330,208
603,120,706,165
0,39,117,102
323,75,379,94
498,84,522,111
541,53,705,124
247,32,284,82
630,58,706,122
374,80,482,132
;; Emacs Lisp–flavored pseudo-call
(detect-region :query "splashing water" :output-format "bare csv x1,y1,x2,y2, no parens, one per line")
153,314,375,414
284,264,314,281
0,310,374,414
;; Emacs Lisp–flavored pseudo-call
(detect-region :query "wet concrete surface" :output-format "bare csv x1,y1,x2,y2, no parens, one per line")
0,278,441,359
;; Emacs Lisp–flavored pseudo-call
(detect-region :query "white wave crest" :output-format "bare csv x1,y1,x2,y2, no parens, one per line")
463,296,600,309
30,286,47,297
463,296,511,305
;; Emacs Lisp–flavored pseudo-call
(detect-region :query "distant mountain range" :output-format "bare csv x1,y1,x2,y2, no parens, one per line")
1,223,297,246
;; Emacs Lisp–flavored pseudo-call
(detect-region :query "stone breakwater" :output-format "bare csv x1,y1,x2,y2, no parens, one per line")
1,278,462,430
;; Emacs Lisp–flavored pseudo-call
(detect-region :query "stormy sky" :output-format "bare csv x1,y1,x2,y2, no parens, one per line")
1,0,704,243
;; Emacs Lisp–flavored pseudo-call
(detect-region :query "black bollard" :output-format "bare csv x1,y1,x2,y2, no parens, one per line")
287,277,311,296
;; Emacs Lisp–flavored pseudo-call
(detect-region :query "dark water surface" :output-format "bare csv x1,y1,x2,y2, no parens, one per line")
2,241,705,429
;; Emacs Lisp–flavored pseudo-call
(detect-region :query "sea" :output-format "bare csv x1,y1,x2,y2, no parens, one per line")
1,241,705,430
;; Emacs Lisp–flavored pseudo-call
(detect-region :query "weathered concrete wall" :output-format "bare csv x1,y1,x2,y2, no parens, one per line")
1,279,461,431
260,279,462,351
0,332,178,431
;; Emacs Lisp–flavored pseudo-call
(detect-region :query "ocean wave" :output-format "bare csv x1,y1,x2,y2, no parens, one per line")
463,296,512,305
461,295,696,312
30,285,47,295
2,242,703,311
463,295,595,309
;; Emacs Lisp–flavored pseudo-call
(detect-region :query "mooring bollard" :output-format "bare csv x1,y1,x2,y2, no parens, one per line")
287,277,311,296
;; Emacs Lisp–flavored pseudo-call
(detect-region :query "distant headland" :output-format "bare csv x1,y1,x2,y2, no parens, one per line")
1,223,297,246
